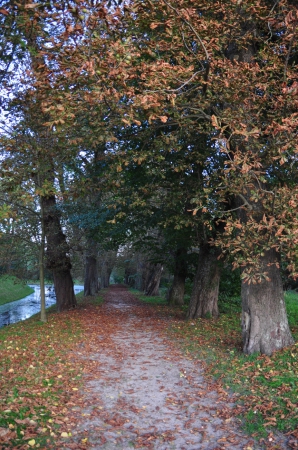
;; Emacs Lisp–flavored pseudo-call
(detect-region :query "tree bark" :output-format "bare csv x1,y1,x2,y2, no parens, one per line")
186,243,220,319
144,263,163,296
101,261,111,288
241,249,294,355
42,194,76,312
84,238,99,296
39,194,46,322
135,253,145,291
84,255,99,295
100,250,117,288
168,248,187,306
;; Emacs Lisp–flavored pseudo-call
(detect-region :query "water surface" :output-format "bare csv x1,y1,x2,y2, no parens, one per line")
0,285,83,328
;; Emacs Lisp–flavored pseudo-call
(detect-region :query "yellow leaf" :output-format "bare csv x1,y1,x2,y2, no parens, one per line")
28,439,36,447
72,388,78,391
82,438,88,443
61,432,69,438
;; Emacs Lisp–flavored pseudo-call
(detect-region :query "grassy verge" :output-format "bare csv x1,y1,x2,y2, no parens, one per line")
177,293,298,439
129,288,168,305
0,291,104,448
135,287,298,440
0,276,34,306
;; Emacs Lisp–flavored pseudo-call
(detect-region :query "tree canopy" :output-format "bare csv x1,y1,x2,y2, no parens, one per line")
0,0,297,355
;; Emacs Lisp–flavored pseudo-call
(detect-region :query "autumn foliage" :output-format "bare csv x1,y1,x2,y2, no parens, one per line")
1,1,298,352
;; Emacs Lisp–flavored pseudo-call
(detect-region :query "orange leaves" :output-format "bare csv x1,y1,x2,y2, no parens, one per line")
275,225,285,237
211,114,219,129
159,115,168,123
24,3,41,9
285,9,298,26
0,312,84,448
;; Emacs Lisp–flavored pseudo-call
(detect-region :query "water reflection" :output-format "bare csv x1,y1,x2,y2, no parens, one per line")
0,285,83,328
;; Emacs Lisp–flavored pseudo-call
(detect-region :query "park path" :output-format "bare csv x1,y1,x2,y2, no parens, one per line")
63,285,287,450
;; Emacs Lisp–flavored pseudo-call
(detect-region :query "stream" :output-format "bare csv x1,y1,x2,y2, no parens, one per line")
0,285,83,328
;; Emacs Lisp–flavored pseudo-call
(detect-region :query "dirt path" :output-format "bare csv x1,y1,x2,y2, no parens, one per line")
64,285,287,450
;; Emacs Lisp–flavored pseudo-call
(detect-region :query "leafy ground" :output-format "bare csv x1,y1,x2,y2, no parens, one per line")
132,289,298,446
0,286,297,449
0,276,34,305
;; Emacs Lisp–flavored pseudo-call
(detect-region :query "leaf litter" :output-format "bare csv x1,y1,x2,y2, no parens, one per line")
60,285,290,450
0,285,292,449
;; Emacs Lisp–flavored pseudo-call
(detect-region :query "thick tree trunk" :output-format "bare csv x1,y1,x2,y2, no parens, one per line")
186,243,220,319
168,248,187,306
53,270,76,312
42,195,76,312
168,274,186,306
241,249,294,355
84,255,99,296
39,195,46,322
144,263,163,296
84,239,99,296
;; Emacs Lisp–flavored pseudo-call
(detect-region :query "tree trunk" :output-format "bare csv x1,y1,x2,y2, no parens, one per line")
100,250,117,288
53,270,76,312
168,273,185,306
241,249,294,355
39,195,46,322
144,263,163,296
101,261,111,288
168,248,187,306
42,195,76,312
84,239,99,296
135,253,145,291
186,243,220,319
84,255,99,295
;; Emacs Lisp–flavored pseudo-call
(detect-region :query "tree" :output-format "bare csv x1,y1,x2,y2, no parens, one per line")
186,243,220,319
167,247,188,306
115,0,296,353
3,0,296,354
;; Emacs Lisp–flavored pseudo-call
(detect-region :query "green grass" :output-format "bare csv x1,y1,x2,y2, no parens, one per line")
0,289,105,448
132,286,298,439
0,276,34,305
129,288,168,305
285,290,298,327
170,290,298,439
